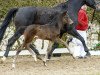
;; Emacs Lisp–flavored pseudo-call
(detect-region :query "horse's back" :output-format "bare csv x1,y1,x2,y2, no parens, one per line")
14,6,37,27
14,5,66,28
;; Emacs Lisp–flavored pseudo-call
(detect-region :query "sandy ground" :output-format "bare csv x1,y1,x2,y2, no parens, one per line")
0,55,100,75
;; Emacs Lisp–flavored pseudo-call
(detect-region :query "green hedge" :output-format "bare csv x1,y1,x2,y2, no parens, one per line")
0,0,59,18
0,0,100,21
0,0,100,24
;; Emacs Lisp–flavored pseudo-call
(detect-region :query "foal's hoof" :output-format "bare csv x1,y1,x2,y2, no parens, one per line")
37,55,42,60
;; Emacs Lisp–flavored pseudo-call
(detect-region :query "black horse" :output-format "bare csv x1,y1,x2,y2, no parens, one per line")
0,0,100,61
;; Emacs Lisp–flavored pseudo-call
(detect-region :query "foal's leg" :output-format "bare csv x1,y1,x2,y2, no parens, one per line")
48,26,67,59
29,44,42,60
26,43,37,61
43,41,53,66
12,46,23,68
56,38,71,53
48,42,59,59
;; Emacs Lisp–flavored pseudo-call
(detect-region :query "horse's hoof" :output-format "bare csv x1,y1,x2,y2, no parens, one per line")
1,56,6,62
86,52,91,57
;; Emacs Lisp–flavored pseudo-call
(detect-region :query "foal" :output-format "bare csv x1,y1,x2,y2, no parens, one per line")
12,11,71,68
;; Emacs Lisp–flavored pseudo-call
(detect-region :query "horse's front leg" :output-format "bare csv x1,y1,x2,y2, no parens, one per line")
67,27,91,56
29,44,43,60
43,41,53,66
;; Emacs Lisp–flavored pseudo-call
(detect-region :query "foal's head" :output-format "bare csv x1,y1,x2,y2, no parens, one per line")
60,11,73,25
53,10,73,29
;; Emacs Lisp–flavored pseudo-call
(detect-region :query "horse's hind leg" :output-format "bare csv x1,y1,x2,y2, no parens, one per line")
1,27,25,61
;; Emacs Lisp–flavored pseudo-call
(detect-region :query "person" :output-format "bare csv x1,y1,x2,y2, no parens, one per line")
68,4,89,58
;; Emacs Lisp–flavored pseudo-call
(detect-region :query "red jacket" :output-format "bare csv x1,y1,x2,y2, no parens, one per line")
76,9,88,31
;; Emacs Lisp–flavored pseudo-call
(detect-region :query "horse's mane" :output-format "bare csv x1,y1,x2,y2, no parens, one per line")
53,2,68,10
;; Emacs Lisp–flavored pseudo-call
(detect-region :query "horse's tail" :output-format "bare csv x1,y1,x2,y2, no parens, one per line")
0,8,18,43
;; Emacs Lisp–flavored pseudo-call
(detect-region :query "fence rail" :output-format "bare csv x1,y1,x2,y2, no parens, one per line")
0,49,100,57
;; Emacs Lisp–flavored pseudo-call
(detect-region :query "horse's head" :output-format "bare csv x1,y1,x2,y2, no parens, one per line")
85,0,100,11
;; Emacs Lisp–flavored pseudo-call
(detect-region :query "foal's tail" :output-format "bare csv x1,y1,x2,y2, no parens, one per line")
0,8,18,43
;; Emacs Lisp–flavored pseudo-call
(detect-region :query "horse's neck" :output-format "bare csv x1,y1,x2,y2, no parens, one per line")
67,0,84,20
68,0,84,12
53,2,68,12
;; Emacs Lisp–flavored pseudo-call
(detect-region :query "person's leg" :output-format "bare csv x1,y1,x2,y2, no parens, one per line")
71,30,87,58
